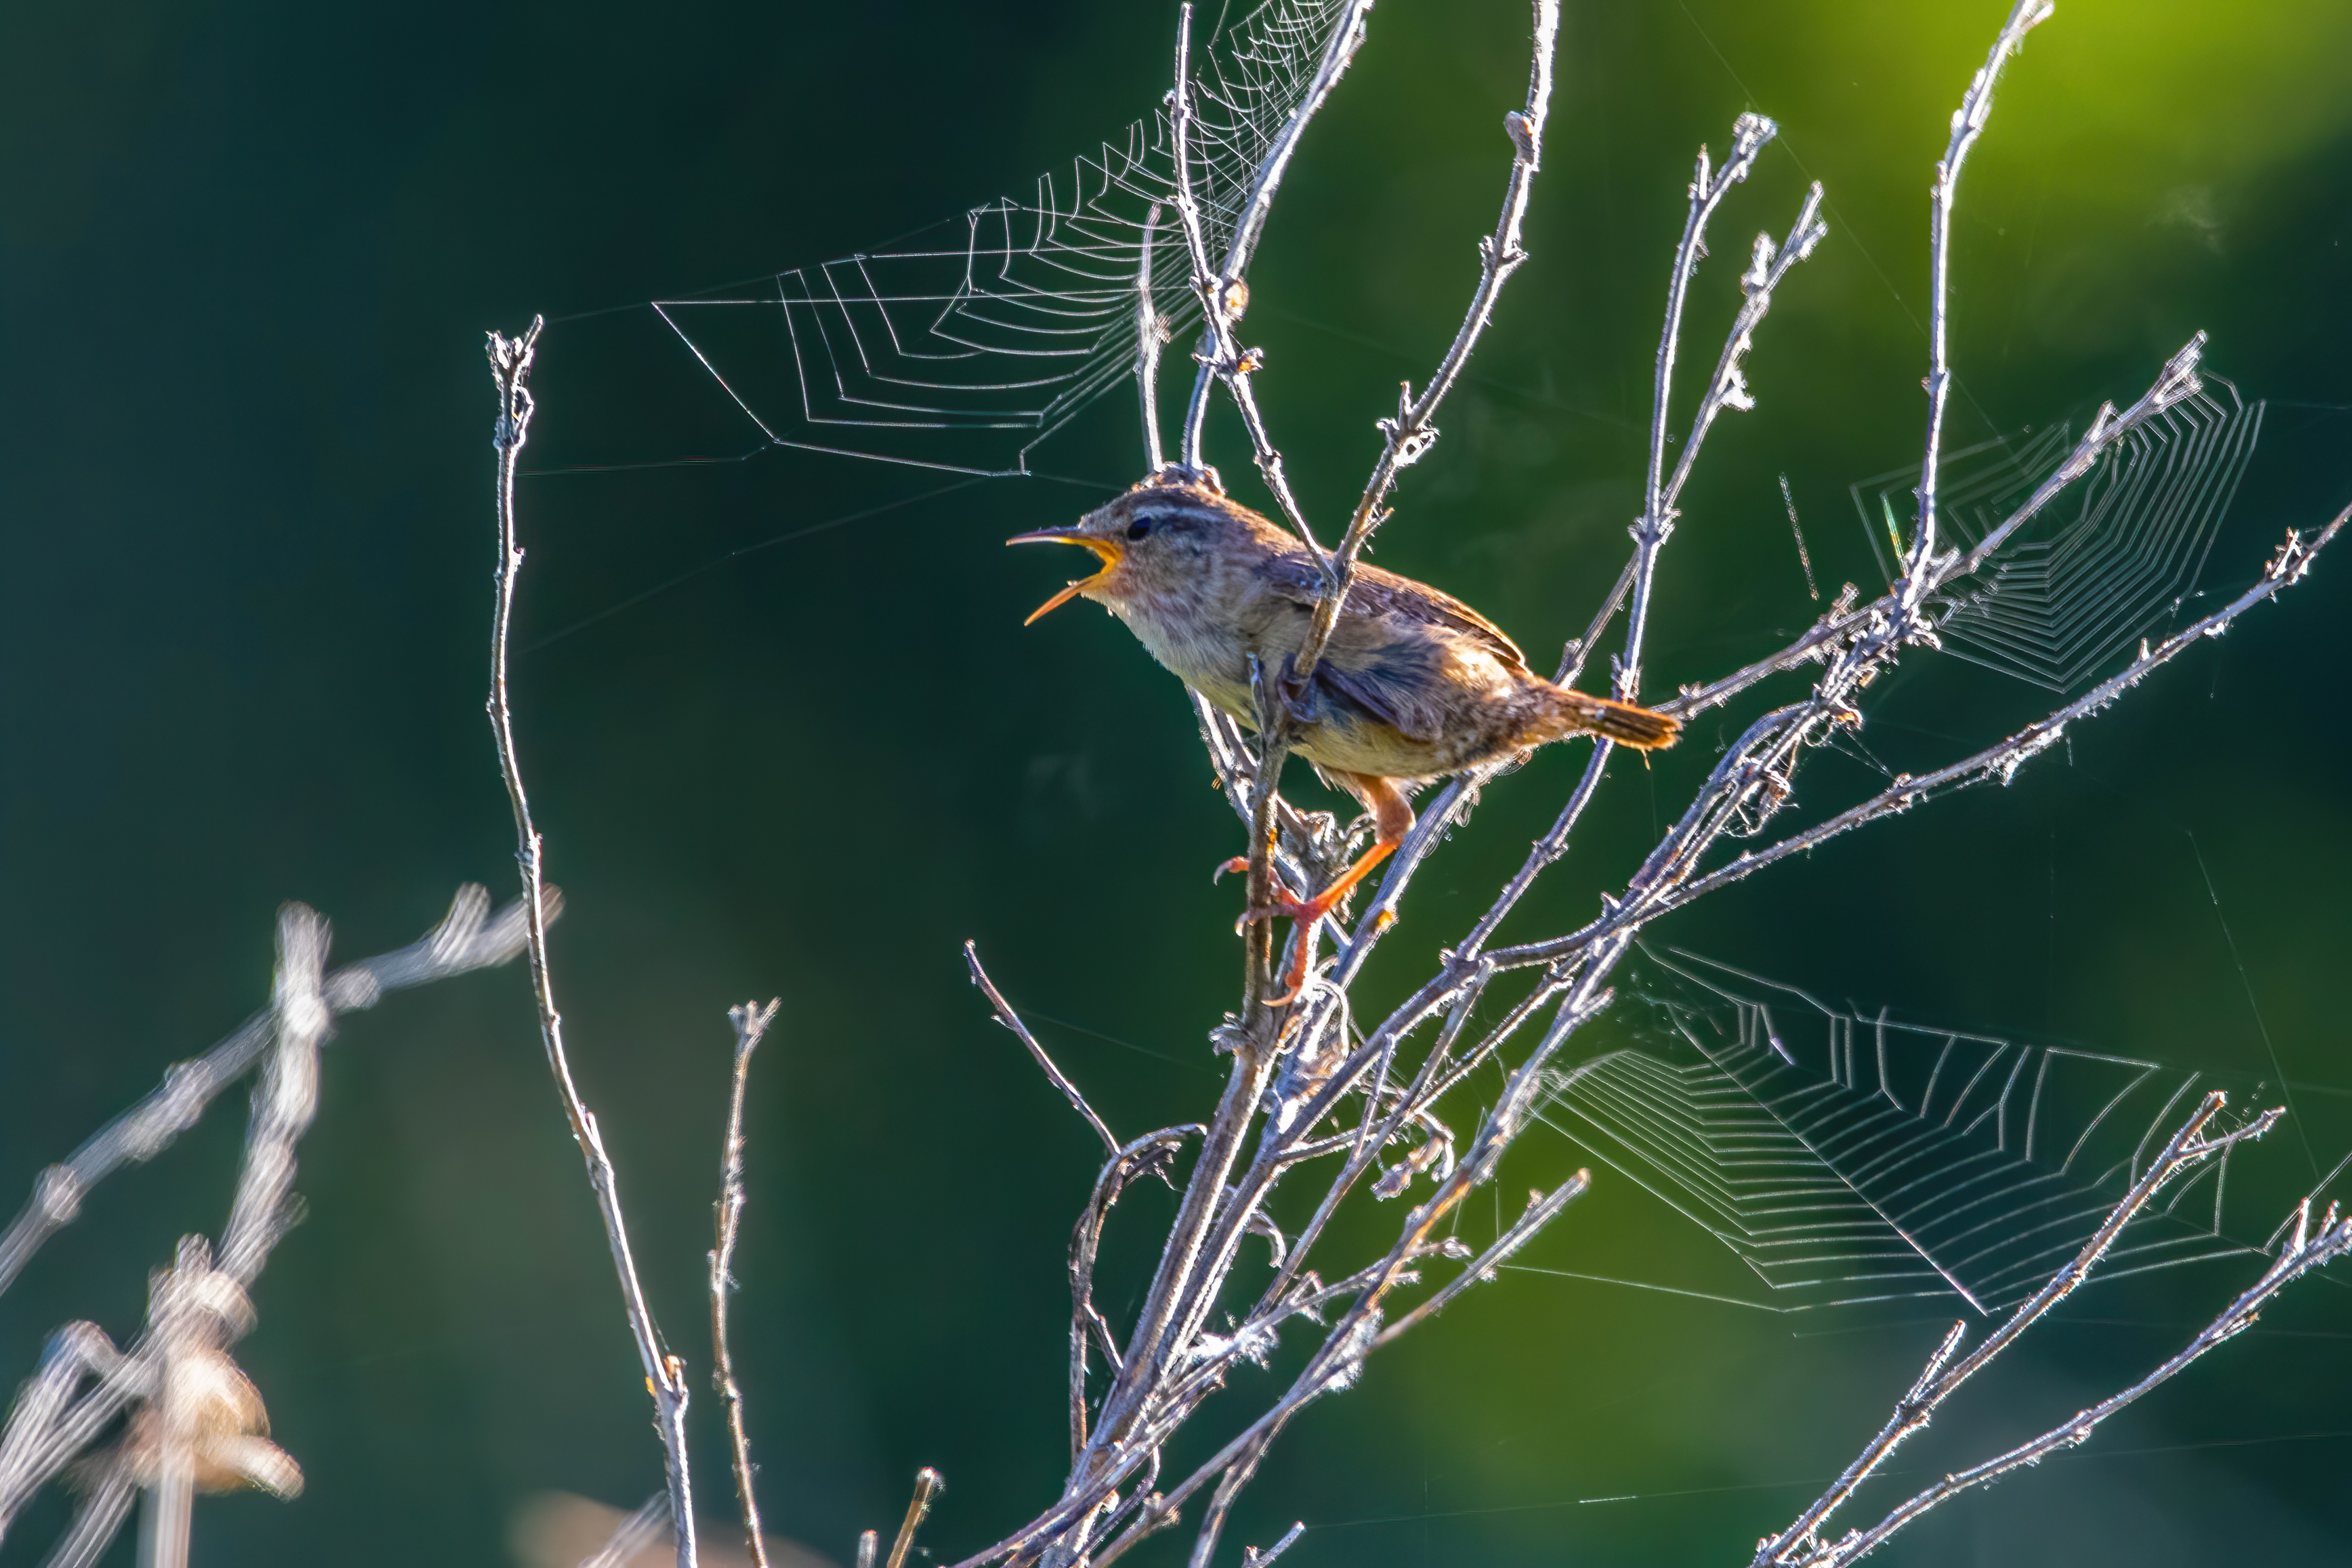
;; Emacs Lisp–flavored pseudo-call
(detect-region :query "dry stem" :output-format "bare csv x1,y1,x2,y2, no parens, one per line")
712,999,782,1568
487,317,699,1568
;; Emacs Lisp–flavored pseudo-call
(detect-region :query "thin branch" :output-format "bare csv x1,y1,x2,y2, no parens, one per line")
711,999,781,1568
1660,332,2214,725
1136,202,1169,472
1908,0,2054,595
486,317,698,1568
1068,1127,1201,1458
1173,0,1377,483
43,1465,135,1568
1616,112,1779,699
1325,135,1822,994
215,906,330,1286
1229,0,1559,1032
1092,971,1620,1568
1292,0,1559,690
964,943,1118,1154
885,1469,943,1568
1243,1522,1305,1567
1372,1173,1589,1346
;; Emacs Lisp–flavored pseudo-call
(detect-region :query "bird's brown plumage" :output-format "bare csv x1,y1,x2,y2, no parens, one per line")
1010,476,1678,996
1012,476,1677,782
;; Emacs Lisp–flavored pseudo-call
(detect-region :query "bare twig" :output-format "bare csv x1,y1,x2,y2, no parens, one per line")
1432,163,1824,966
1136,202,1169,472
215,907,330,1287
885,1469,943,1568
712,999,781,1568
1231,0,1561,1027
1659,332,2215,725
1630,511,2347,924
1828,1198,2352,1567
1067,1127,1201,1457
1616,112,1780,700
1372,1173,1589,1346
1909,0,2054,598
128,916,330,1568
1292,0,1560,691
487,317,698,1568
1172,0,1376,496
964,943,1119,1155
1243,1522,1305,1567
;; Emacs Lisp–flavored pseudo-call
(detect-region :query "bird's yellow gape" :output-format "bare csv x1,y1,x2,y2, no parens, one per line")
1007,530,1125,624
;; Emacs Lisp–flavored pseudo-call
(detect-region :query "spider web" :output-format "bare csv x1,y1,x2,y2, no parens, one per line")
646,0,1357,477
1537,946,2309,1314
1846,380,2264,693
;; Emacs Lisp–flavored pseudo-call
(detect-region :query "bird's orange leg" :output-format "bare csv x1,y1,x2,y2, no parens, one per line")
1228,773,1416,1005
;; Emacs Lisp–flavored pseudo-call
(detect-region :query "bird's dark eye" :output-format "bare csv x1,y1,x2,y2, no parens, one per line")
1126,515,1157,541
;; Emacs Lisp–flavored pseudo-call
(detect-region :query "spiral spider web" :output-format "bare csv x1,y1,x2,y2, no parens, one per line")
1536,946,2314,1314
1847,381,2264,693
647,0,1356,477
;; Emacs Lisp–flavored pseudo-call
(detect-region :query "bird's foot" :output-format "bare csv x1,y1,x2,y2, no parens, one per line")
1211,861,1328,1005
1235,880,1349,931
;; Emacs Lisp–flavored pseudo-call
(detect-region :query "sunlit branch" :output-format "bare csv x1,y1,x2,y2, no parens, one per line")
487,318,699,1568
711,999,781,1568
1908,0,2054,597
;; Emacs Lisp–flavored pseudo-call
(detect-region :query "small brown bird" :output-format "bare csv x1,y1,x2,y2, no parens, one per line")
1012,476,1678,994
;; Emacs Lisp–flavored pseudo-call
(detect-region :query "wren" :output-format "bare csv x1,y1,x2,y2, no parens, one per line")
1012,475,1678,996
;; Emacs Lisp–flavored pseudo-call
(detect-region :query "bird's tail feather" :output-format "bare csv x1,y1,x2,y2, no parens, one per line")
1549,687,1681,750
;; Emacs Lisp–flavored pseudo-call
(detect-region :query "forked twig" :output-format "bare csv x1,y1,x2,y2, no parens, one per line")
1614,111,1780,699
0,908,391,1566
487,317,698,1568
1170,0,1376,512
1292,0,1560,692
1910,0,2055,596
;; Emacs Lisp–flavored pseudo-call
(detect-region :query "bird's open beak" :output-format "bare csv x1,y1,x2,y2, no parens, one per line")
1007,528,1125,625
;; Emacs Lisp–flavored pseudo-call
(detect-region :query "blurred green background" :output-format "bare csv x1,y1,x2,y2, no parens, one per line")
2,1,2348,1563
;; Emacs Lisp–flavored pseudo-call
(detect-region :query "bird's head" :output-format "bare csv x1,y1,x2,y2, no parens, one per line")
1007,475,1262,625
